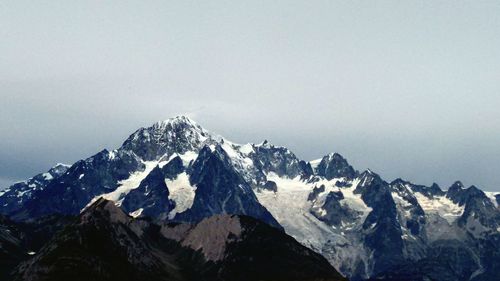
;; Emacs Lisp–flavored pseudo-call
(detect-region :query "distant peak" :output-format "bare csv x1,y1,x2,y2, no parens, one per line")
360,169,380,179
327,152,342,158
48,163,71,177
154,115,199,128
391,178,407,185
259,139,271,147
451,181,465,189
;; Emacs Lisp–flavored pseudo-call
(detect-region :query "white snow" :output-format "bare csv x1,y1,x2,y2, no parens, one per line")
256,173,339,249
239,143,254,155
108,150,117,160
391,192,413,208
42,173,53,180
414,192,464,224
166,172,197,219
484,192,499,208
177,151,198,166
78,174,85,180
222,142,253,168
391,189,416,232
100,161,158,205
129,208,143,218
309,158,322,171
218,141,255,182
159,151,198,168
16,190,30,198
255,173,371,277
27,251,36,256
311,178,371,222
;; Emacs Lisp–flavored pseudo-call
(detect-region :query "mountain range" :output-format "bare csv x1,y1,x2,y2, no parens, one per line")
1,116,499,280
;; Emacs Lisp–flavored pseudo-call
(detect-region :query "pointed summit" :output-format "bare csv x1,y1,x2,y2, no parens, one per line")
446,181,488,206
316,153,357,180
120,116,215,161
80,197,131,225
154,115,201,130
450,180,465,189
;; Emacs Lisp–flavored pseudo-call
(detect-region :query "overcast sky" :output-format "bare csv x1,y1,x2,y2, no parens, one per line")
1,1,500,191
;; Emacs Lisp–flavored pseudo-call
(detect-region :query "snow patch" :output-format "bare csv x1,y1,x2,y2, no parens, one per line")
414,192,464,224
108,150,117,160
159,151,198,168
256,174,371,277
100,161,158,205
239,143,254,155
484,192,499,208
256,173,336,249
309,158,322,171
129,208,143,218
166,172,197,219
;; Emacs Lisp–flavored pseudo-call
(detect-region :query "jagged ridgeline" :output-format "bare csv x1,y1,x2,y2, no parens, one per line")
1,116,500,281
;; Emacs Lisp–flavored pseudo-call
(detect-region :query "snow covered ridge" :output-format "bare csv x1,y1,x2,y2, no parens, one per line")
1,115,500,281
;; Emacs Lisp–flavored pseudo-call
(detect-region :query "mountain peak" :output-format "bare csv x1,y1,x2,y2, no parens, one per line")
316,152,357,180
155,115,199,128
450,180,465,189
151,115,210,137
391,178,407,185
327,152,345,160
120,116,214,161
81,197,131,225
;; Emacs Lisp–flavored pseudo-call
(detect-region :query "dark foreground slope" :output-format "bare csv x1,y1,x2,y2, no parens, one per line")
0,214,72,280
13,198,346,281
0,215,27,280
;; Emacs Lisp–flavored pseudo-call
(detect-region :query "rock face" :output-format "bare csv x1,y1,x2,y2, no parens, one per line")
315,153,357,180
4,149,144,221
0,164,70,216
13,199,346,281
176,145,281,229
2,116,500,280
121,166,175,219
120,116,213,161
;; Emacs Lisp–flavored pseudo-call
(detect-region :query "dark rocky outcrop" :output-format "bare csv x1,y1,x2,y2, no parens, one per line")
13,199,347,281
316,153,357,180
121,166,175,220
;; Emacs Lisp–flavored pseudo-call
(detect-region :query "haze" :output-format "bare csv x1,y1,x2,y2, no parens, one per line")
1,1,500,191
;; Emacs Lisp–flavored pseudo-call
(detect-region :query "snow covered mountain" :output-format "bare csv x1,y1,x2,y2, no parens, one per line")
1,116,500,280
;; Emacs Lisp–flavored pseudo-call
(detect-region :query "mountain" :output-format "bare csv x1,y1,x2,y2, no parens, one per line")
0,214,71,279
0,215,27,279
1,115,500,280
13,198,346,281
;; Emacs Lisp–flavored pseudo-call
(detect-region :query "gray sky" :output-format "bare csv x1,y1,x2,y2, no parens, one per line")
1,1,500,191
